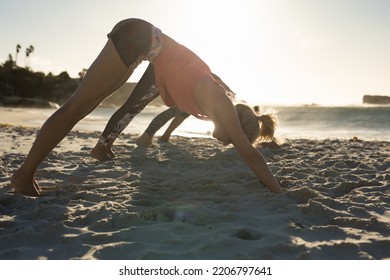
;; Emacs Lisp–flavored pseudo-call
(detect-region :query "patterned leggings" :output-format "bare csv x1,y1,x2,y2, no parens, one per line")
98,63,159,146
145,107,189,136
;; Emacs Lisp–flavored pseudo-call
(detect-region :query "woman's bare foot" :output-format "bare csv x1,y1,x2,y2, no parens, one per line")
10,169,41,197
136,132,153,147
91,143,114,161
158,134,170,143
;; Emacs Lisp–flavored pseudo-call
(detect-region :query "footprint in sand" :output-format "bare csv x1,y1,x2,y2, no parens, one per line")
233,229,263,241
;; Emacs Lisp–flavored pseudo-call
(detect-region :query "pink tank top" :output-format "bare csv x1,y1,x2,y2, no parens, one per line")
152,38,211,119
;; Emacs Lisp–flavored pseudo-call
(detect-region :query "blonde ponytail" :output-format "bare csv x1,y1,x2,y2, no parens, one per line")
257,113,278,142
235,103,278,144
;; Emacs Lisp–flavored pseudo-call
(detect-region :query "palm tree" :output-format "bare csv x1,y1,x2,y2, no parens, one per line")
15,44,21,67
25,45,35,68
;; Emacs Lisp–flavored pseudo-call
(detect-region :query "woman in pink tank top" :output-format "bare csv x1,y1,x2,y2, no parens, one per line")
10,18,282,197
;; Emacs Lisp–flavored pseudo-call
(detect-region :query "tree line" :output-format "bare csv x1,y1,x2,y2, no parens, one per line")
0,44,84,107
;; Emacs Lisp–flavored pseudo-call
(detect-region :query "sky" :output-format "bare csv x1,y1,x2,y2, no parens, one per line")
1,0,390,105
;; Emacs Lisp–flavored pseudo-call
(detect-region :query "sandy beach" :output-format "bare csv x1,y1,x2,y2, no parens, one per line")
0,118,389,259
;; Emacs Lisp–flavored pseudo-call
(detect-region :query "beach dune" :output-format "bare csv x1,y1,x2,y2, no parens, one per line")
0,123,389,260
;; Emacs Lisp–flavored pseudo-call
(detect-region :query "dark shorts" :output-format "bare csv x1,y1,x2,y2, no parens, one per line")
107,18,152,68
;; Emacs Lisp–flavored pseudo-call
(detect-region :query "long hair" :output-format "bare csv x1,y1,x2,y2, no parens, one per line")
235,103,278,144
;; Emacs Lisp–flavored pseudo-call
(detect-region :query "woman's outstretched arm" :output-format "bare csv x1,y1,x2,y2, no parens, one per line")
219,96,282,193
195,78,283,193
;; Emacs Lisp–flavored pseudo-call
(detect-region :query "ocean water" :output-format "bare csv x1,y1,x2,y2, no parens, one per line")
81,105,390,141
3,105,389,141
274,105,390,140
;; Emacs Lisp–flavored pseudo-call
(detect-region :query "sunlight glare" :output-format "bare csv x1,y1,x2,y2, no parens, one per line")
157,116,214,138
